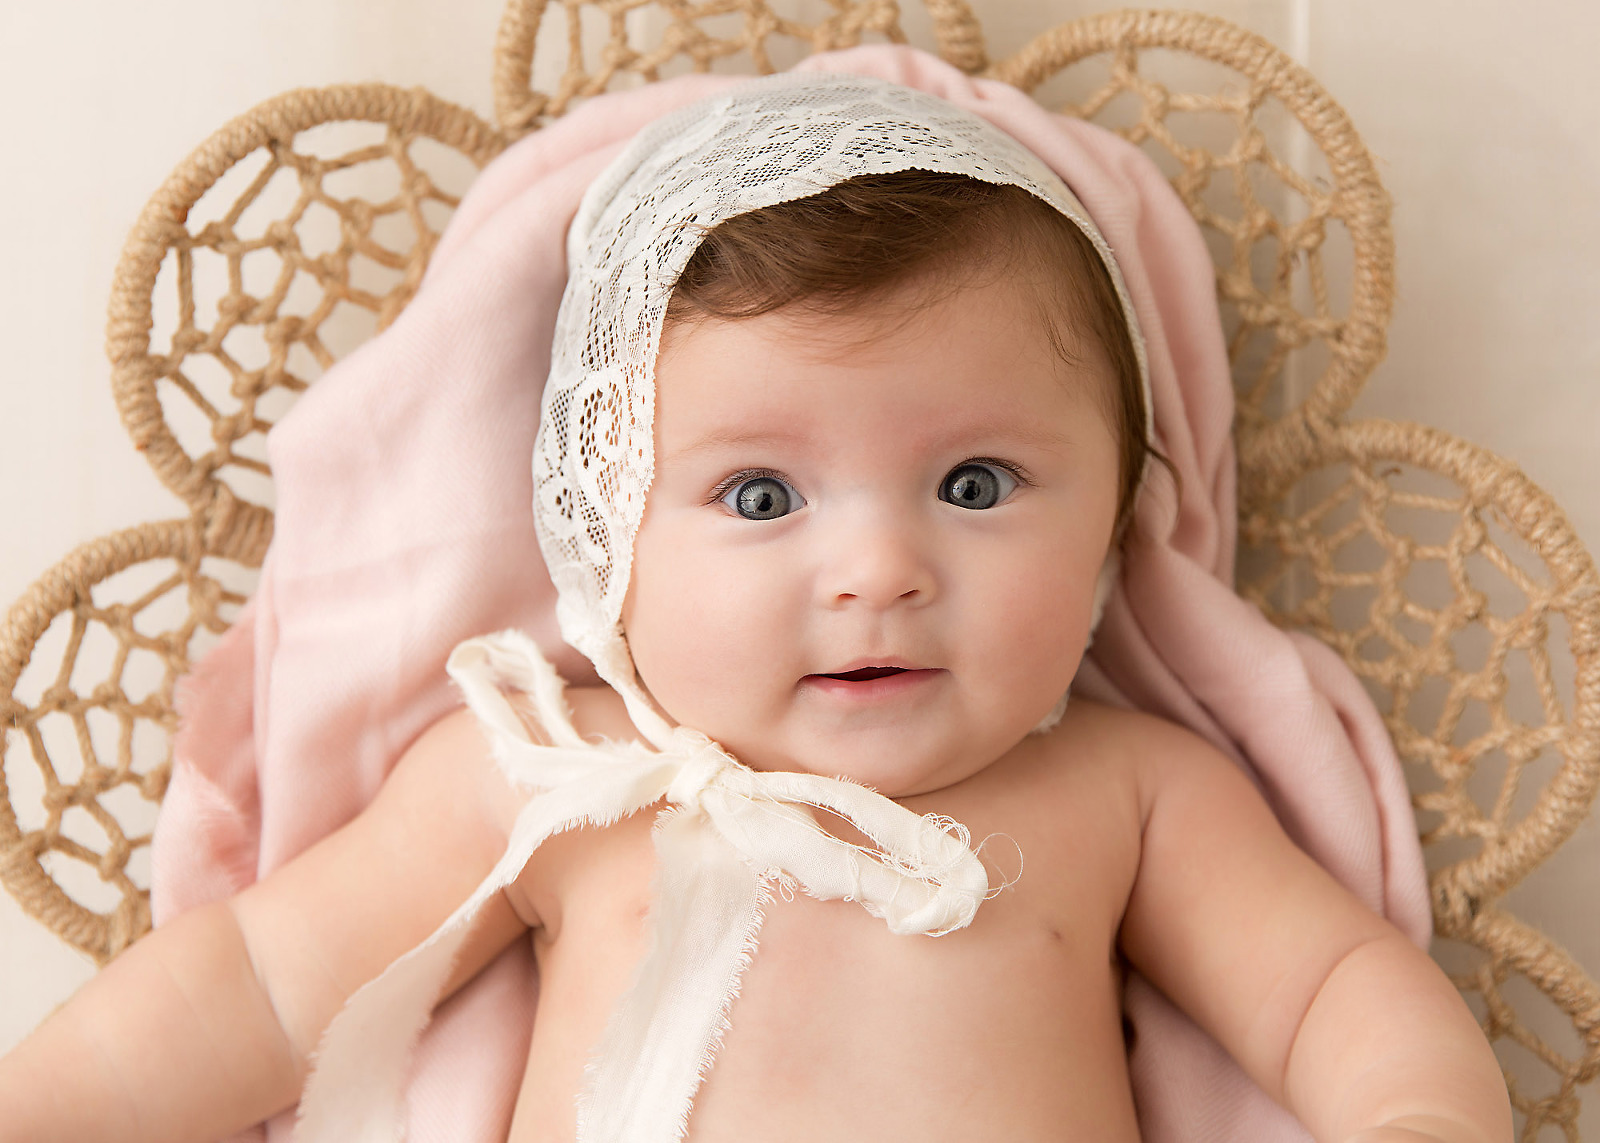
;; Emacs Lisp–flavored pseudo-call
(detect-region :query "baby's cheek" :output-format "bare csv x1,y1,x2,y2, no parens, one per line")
984,544,1099,688
626,531,786,731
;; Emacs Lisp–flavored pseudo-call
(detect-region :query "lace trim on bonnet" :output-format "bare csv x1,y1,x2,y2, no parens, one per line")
293,71,1153,1142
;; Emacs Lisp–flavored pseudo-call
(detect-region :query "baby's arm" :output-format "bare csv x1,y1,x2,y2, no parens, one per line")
0,706,531,1143
1118,715,1511,1143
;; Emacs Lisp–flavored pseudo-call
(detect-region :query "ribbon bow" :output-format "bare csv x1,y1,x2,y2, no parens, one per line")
295,630,992,1142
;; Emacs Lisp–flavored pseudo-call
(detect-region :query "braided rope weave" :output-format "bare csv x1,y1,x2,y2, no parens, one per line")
2,3,1593,1134
490,0,991,133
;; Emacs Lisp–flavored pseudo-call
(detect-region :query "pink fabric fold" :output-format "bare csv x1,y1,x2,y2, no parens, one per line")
150,46,1428,1142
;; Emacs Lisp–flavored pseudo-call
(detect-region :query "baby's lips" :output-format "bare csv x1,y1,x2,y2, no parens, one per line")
801,661,948,695
811,655,927,679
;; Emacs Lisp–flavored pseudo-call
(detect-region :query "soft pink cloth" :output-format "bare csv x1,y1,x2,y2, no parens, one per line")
151,46,1429,1142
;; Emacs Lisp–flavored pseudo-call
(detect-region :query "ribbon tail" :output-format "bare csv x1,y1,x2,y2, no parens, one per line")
293,760,673,1143
449,632,589,753
577,808,768,1142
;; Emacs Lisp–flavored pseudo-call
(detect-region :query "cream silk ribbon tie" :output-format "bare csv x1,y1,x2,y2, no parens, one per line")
293,629,993,1143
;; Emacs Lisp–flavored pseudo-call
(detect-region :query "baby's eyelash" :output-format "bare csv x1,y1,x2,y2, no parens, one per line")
706,460,1035,504
705,467,791,505
961,457,1035,486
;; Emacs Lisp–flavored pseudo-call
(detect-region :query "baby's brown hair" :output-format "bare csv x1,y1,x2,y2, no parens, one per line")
665,170,1163,532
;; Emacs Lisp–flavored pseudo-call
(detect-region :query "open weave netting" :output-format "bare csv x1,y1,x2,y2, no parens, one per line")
2,3,1594,1137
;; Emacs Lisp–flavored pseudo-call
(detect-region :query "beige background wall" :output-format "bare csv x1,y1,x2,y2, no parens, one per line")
2,0,1595,1130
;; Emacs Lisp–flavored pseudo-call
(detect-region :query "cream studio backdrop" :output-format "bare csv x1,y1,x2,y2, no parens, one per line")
1,0,1597,1137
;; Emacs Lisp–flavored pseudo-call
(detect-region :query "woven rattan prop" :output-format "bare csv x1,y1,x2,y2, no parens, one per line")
2,2,1595,1135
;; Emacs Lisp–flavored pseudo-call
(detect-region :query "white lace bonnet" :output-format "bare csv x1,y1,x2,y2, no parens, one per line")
532,71,1154,729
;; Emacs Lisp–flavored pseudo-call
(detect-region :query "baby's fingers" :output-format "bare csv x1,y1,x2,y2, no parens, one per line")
1344,1114,1506,1143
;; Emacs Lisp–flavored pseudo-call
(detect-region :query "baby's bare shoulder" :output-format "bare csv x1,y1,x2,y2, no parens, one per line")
966,695,1180,810
895,699,1175,928
1034,698,1246,820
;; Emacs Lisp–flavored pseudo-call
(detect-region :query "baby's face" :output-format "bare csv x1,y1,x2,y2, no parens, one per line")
623,270,1122,797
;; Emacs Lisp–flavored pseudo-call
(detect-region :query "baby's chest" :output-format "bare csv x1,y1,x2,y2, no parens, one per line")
521,746,1140,985
510,768,1143,1140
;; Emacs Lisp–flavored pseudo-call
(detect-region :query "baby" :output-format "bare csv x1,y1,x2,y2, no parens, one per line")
0,63,1509,1143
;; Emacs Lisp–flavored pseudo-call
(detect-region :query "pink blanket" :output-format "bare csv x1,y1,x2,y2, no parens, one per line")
150,46,1429,1142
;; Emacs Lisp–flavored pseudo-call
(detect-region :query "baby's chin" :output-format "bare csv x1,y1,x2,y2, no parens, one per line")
727,733,1008,800
634,680,1044,797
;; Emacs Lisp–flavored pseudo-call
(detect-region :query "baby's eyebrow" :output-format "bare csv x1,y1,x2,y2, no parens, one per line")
937,417,1074,453
673,427,805,456
675,419,1075,458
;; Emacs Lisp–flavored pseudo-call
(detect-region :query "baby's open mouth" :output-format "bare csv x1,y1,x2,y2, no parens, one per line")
818,666,909,682
801,664,940,701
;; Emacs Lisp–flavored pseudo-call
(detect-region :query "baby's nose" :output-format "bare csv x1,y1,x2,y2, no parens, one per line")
815,511,937,610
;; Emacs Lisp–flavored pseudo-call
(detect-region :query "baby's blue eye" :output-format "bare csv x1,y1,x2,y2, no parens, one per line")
723,475,803,520
939,463,1017,510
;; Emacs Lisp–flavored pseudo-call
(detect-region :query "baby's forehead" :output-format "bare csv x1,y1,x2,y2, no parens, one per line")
658,261,1119,411
651,276,1116,458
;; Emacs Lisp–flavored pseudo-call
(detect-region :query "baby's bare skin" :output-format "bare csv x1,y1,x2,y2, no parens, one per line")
505,690,1144,1141
480,679,1502,1142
